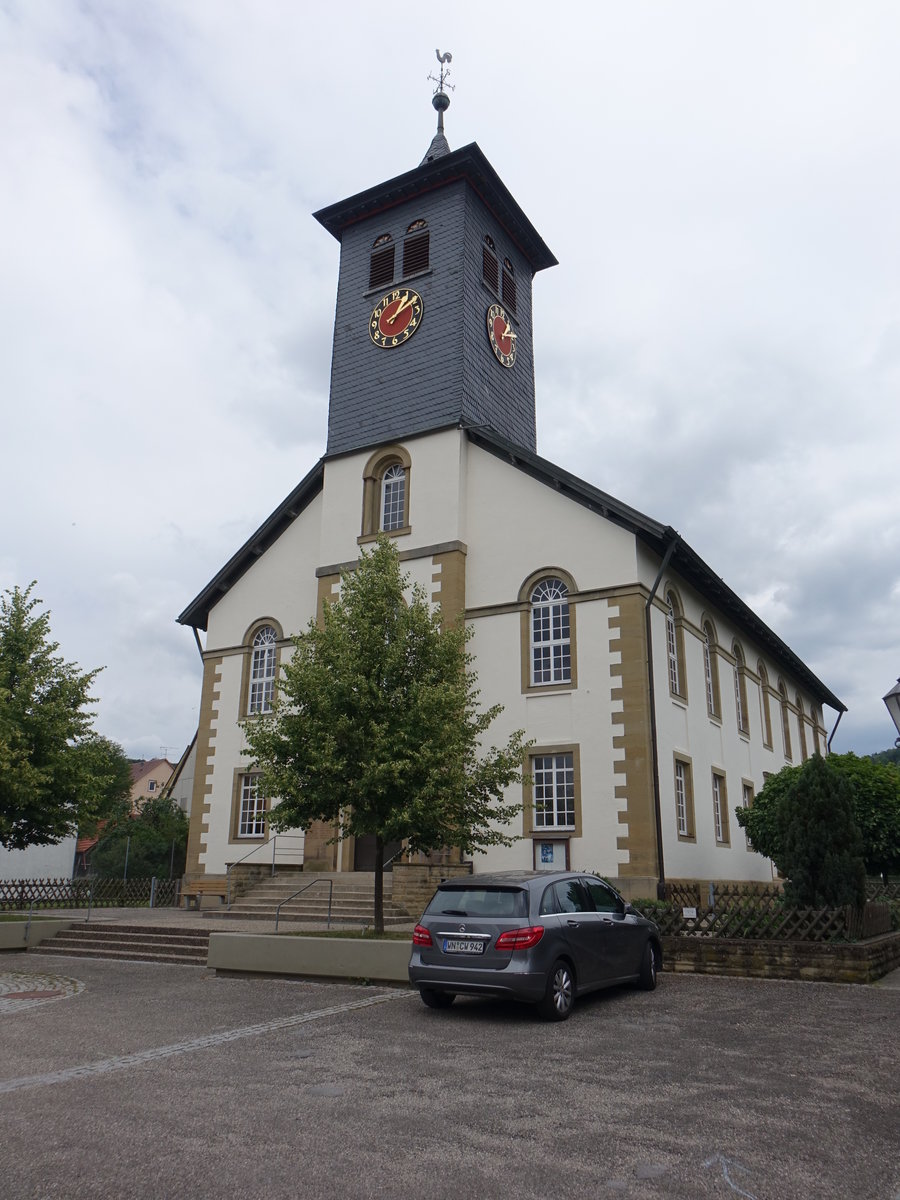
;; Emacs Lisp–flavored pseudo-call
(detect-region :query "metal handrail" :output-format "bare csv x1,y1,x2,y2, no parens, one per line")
383,846,407,870
275,877,333,933
225,834,305,906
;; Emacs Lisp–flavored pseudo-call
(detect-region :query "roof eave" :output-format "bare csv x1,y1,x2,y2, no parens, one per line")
465,427,844,712
177,459,325,632
313,142,557,273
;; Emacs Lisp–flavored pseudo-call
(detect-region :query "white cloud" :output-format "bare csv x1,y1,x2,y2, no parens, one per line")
2,0,899,756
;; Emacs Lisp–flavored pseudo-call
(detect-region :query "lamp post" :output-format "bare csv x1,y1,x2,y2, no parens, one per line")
883,678,900,747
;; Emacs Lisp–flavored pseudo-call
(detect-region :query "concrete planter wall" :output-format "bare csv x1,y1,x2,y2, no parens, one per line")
0,920,72,951
208,932,410,984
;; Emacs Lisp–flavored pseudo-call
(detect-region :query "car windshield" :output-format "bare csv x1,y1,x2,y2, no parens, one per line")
426,886,528,919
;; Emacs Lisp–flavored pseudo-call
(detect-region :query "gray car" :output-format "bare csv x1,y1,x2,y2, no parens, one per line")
408,871,662,1021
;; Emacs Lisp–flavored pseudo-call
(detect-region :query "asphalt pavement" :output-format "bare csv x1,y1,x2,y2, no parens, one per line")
0,943,897,1200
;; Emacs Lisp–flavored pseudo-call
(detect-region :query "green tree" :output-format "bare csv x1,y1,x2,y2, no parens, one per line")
243,536,530,931
0,583,132,850
738,752,900,881
737,754,867,906
91,795,189,879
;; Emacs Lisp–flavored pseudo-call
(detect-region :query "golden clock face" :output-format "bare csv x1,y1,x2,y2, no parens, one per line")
486,303,517,368
369,288,424,348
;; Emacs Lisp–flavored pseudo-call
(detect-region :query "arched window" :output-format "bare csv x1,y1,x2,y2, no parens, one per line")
796,694,809,761
381,463,406,532
531,578,571,686
812,707,823,755
360,445,412,540
733,642,749,736
248,625,278,714
778,680,792,759
702,620,721,718
664,590,686,700
758,661,774,748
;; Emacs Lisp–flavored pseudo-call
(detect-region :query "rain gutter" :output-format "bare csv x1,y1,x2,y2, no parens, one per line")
645,534,680,899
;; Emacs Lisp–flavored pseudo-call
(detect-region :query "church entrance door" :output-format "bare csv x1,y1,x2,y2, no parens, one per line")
353,834,403,871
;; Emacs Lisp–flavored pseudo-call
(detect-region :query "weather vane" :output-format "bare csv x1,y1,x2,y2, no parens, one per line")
429,49,454,97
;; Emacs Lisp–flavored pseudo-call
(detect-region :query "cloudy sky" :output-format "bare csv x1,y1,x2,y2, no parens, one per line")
3,1,899,761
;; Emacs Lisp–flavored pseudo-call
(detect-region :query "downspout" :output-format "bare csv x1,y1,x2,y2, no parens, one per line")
826,709,843,753
192,626,204,658
645,535,679,900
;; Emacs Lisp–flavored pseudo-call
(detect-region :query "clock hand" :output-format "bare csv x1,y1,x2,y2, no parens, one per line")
390,293,412,323
502,321,517,341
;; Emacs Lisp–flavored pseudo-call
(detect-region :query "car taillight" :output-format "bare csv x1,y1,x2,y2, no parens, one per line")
494,925,545,951
412,924,433,947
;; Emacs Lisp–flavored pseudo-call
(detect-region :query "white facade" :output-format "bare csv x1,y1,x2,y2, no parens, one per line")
182,428,835,895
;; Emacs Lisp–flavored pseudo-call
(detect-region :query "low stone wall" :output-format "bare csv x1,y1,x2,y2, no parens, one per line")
0,920,72,951
662,931,900,985
208,932,410,984
390,861,472,916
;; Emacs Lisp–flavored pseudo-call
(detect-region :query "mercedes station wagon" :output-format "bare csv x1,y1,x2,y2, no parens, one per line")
409,871,662,1021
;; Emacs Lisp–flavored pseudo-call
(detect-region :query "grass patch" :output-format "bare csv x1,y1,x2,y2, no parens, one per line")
281,928,412,941
0,913,62,923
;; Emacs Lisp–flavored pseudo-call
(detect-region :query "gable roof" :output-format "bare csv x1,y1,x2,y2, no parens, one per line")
176,428,843,712
177,458,324,631
467,427,844,711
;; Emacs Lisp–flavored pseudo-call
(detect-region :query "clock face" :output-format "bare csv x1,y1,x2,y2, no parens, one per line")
486,303,517,368
369,288,424,348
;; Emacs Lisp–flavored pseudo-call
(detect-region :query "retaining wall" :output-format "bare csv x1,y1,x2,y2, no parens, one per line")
662,931,900,984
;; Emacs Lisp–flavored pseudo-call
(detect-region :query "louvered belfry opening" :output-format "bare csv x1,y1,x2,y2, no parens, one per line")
482,235,499,292
403,230,429,277
502,257,517,313
369,234,395,290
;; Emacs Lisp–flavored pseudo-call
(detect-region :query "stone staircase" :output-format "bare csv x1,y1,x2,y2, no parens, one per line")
30,924,210,966
224,871,412,926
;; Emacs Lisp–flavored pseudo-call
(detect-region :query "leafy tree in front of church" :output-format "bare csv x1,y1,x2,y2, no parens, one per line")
737,751,900,884
0,583,132,850
243,536,530,932
736,754,868,906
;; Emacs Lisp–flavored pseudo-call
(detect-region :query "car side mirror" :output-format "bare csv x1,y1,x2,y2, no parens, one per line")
624,903,637,916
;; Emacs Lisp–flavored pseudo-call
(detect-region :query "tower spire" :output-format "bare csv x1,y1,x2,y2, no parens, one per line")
421,50,453,165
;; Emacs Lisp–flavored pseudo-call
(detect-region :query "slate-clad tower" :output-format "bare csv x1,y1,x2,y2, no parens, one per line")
314,91,557,457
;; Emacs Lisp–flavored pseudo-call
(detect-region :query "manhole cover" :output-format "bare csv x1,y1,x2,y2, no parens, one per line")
0,971,84,1013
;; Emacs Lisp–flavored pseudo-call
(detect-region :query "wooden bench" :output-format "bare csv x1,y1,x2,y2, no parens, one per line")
182,879,228,909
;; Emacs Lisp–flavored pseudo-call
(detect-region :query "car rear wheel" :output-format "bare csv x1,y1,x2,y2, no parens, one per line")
537,959,575,1021
638,942,658,991
419,988,455,1010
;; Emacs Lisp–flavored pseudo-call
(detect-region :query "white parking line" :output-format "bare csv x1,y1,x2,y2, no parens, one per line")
0,989,409,1095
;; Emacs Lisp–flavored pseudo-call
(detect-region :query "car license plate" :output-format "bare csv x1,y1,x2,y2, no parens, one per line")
442,938,485,955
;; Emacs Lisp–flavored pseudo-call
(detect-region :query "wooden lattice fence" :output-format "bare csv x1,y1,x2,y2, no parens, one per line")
0,877,181,911
640,884,891,942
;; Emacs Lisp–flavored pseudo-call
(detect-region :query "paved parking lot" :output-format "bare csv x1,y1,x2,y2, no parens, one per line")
0,951,897,1200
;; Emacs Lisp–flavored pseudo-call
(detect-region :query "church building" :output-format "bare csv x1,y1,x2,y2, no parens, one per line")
178,84,843,900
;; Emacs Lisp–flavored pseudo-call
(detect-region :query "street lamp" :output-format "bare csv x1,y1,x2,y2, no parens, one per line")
883,678,900,747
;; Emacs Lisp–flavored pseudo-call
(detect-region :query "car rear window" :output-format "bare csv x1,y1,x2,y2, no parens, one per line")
425,887,528,919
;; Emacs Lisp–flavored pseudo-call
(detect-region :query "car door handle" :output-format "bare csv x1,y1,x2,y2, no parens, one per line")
566,920,581,928
600,918,615,925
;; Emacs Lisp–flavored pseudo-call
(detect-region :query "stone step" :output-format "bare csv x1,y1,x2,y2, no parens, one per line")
29,924,210,966
31,944,207,966
47,924,210,941
237,883,394,898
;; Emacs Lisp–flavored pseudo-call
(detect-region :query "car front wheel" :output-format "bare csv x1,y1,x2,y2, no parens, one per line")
638,942,658,991
419,988,455,1010
537,959,575,1021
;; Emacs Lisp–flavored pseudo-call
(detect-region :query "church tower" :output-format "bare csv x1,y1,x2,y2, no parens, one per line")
314,75,557,458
